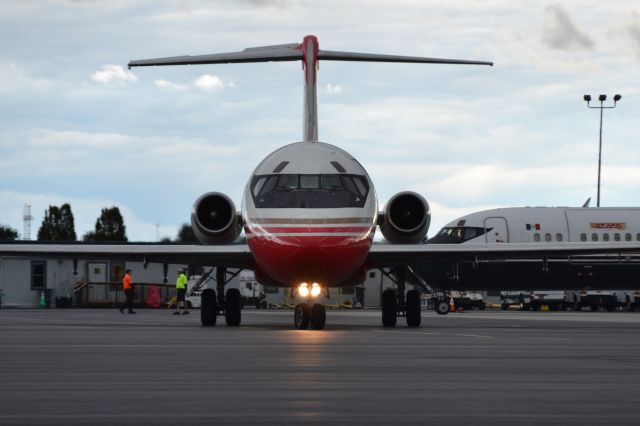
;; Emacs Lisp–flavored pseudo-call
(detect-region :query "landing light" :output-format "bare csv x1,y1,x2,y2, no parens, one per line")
297,282,322,298
311,283,321,297
298,282,309,297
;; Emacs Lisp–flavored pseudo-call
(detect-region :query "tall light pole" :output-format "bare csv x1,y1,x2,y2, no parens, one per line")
583,93,621,207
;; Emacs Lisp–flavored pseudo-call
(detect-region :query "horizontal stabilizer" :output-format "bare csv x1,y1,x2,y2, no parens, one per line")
318,50,493,66
129,42,493,68
128,45,303,68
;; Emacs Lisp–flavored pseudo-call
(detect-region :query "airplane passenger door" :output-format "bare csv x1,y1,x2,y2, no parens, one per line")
484,217,509,243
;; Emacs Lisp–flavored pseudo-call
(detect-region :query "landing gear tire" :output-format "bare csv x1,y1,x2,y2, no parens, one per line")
201,289,217,326
310,304,326,330
406,290,421,327
294,304,310,329
381,289,397,327
435,299,450,315
225,288,242,326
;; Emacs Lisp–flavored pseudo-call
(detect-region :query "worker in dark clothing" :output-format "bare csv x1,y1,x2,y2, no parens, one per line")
119,269,136,314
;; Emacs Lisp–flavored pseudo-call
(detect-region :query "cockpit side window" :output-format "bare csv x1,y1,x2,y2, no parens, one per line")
427,226,490,244
252,177,267,197
353,176,367,197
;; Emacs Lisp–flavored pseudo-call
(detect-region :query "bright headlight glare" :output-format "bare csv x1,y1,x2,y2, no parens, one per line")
311,283,321,297
298,283,309,297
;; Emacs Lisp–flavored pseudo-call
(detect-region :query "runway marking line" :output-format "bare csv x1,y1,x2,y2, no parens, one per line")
374,330,495,339
373,330,440,336
455,333,495,339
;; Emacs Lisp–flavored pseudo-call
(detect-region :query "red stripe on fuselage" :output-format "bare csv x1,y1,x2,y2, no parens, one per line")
247,226,372,234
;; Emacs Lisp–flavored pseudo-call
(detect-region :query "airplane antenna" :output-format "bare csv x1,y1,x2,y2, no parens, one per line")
128,36,493,143
582,197,591,208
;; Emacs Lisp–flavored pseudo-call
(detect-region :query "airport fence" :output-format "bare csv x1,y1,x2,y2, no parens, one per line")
74,281,178,308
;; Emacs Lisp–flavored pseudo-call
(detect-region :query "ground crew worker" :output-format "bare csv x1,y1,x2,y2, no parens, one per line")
174,269,189,315
119,269,136,314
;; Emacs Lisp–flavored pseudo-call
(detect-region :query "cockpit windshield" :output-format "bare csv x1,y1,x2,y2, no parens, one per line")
427,226,489,244
251,174,369,208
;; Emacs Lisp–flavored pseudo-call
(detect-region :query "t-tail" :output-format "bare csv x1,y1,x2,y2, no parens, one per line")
128,35,493,143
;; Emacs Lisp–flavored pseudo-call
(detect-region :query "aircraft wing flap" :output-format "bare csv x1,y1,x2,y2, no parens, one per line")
367,242,640,268
0,243,253,268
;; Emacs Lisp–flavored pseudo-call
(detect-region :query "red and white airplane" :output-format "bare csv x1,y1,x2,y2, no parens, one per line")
2,36,638,329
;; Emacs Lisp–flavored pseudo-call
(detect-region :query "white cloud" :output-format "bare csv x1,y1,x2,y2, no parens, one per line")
91,64,137,85
0,62,50,94
326,83,342,94
152,75,235,92
154,79,188,90
193,74,234,91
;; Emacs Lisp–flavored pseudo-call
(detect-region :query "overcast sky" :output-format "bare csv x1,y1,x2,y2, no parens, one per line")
1,0,639,241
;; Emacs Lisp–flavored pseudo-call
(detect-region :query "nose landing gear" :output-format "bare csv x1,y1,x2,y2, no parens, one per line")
294,303,326,330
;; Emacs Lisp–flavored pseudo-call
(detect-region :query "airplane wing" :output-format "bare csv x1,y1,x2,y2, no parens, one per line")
0,242,253,269
366,242,640,268
2,241,639,269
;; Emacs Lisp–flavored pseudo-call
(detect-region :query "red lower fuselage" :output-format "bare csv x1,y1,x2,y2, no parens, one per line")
246,223,374,286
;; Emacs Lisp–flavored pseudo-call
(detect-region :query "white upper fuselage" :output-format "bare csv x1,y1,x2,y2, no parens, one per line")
430,207,640,245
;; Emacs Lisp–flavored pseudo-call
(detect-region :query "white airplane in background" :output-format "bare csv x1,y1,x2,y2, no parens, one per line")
2,36,639,330
422,205,640,313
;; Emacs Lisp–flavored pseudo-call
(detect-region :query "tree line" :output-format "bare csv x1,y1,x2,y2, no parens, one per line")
0,204,197,243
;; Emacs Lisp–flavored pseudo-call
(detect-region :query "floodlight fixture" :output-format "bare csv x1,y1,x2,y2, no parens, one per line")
583,93,622,207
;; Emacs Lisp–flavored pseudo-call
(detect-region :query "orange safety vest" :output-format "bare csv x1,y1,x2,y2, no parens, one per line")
122,273,132,290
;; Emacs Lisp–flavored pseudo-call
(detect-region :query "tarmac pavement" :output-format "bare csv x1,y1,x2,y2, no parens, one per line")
1,308,640,425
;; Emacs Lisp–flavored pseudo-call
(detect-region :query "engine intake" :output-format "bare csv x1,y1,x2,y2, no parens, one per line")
191,192,242,245
380,191,430,244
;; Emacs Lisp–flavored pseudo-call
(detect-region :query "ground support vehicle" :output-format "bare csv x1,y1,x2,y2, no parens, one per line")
530,291,568,311
500,291,532,310
575,290,619,312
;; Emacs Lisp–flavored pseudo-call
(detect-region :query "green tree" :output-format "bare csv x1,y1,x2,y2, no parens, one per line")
0,225,18,240
175,223,198,243
83,206,128,242
37,203,77,241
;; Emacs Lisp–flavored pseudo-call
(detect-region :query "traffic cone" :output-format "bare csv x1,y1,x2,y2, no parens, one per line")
39,291,46,308
449,297,455,313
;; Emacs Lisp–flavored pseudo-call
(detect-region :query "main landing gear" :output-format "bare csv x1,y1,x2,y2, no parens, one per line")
381,267,422,327
200,267,243,327
294,303,326,330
